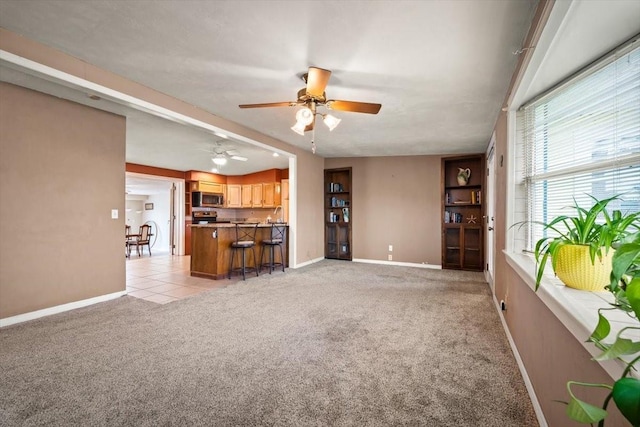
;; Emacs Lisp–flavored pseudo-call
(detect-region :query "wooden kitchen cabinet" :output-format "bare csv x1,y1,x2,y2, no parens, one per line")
251,184,263,207
190,181,224,193
242,185,253,207
281,179,289,223
226,184,242,208
262,182,281,207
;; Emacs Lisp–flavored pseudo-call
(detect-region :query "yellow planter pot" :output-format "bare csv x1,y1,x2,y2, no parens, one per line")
554,245,613,292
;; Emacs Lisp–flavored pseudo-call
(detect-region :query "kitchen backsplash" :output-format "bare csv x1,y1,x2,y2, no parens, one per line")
191,208,283,223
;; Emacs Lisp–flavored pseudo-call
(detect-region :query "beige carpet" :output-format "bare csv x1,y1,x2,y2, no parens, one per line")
0,260,538,426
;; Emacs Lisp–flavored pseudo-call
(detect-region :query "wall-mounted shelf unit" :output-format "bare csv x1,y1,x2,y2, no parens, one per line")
324,167,352,260
441,155,484,271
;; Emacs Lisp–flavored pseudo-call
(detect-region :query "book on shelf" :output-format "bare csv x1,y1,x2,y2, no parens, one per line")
470,190,482,204
330,197,348,207
328,211,341,223
328,182,344,192
444,211,464,223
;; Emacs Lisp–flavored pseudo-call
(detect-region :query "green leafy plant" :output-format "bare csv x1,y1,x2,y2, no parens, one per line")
563,232,640,426
531,195,639,290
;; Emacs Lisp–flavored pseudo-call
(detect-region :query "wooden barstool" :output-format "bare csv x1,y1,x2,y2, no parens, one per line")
259,223,286,274
228,223,259,280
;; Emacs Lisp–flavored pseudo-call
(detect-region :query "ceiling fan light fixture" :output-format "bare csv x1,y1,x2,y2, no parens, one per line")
295,107,314,126
291,121,306,135
212,155,227,166
323,114,341,131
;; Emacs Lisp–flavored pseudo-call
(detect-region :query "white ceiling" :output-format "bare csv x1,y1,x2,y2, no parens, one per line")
0,0,540,168
0,62,290,176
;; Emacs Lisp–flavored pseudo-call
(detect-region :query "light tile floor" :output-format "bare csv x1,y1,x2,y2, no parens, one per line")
126,252,237,304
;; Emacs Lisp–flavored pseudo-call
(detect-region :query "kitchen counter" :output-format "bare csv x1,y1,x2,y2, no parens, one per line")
190,222,286,228
190,223,288,280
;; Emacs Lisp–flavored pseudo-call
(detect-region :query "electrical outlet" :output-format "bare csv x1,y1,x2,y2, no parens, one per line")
388,254,393,261
388,245,393,252
111,209,118,219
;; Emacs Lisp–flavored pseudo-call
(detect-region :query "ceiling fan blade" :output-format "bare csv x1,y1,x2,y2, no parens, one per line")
327,100,381,114
239,101,298,109
306,67,331,98
230,155,248,162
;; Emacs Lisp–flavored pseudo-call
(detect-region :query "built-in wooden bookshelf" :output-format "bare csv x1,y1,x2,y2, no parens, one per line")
324,167,352,260
441,155,484,271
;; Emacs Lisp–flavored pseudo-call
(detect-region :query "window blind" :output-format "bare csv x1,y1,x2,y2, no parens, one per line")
520,38,640,250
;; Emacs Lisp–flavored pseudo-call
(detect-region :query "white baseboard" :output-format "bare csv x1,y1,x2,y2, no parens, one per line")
293,256,325,269
0,291,127,328
493,294,548,427
353,258,442,270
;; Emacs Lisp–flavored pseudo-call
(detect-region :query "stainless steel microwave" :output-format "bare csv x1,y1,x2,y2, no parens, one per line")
192,191,224,207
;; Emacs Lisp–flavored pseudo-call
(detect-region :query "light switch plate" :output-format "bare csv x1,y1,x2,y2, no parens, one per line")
388,245,393,252
111,209,118,219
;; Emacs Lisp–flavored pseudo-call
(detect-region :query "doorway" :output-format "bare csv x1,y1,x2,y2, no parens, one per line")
125,173,185,257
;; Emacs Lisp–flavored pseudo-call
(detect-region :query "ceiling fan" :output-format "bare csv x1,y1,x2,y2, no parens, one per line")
239,67,381,140
209,141,247,167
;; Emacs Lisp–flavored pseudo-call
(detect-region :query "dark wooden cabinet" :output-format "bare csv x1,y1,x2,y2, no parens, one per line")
324,167,352,260
442,155,484,271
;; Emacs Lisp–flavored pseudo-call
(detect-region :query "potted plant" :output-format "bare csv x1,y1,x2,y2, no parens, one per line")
530,195,639,291
563,232,640,426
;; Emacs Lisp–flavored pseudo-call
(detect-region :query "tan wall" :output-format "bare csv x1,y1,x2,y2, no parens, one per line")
325,156,442,265
296,154,325,263
0,83,126,318
0,28,325,272
493,111,627,426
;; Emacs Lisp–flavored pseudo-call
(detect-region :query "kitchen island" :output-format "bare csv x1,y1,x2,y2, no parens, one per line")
190,223,288,280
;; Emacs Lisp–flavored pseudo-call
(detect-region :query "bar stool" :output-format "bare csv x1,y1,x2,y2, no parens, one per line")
228,223,259,280
259,223,286,274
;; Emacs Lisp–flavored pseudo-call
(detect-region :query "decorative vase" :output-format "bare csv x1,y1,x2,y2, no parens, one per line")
457,168,471,186
554,245,613,291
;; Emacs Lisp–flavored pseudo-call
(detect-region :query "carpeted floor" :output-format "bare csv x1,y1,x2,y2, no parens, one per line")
0,260,538,426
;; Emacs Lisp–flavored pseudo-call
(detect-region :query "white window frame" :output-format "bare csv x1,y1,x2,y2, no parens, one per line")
505,37,640,381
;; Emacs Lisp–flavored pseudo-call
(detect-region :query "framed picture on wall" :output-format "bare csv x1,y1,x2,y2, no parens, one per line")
145,203,154,210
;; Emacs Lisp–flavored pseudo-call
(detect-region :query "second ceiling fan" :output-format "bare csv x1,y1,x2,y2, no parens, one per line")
239,67,381,134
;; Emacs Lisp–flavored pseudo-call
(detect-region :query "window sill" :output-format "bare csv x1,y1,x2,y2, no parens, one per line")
504,250,639,380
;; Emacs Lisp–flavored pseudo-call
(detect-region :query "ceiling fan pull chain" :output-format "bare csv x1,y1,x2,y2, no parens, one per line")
311,126,317,154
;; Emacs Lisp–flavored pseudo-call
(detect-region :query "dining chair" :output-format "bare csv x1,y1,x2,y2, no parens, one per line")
130,224,152,257
125,225,133,257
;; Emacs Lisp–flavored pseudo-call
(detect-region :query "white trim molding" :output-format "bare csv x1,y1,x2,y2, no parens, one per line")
0,291,126,328
493,294,548,427
293,256,325,269
353,259,442,270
